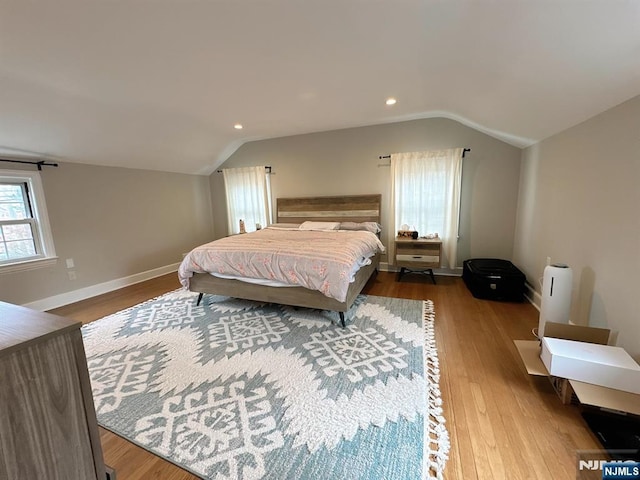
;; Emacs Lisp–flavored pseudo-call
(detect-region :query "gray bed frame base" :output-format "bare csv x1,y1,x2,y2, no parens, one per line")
191,253,379,327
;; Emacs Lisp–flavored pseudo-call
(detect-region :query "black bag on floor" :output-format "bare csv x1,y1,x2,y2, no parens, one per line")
462,258,525,302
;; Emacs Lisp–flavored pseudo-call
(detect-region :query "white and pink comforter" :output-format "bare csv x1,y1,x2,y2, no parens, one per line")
178,228,385,302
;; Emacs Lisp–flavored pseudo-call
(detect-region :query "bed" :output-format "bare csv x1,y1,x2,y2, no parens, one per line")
179,194,383,327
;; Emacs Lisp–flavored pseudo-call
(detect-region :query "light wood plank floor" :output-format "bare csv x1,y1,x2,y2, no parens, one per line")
50,271,601,479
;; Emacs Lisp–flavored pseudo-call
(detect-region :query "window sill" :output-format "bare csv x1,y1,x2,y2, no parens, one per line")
0,256,58,275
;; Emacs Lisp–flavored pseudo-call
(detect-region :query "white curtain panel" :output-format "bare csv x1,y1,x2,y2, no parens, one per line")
222,166,270,235
389,148,463,269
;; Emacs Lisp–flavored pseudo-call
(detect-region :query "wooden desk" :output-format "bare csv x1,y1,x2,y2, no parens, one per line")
0,302,111,480
395,236,442,284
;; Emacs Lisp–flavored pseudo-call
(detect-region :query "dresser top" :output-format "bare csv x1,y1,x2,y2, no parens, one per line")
395,236,442,244
0,301,80,356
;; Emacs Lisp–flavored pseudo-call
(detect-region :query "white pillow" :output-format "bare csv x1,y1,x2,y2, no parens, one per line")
267,223,301,230
299,221,341,231
339,221,381,234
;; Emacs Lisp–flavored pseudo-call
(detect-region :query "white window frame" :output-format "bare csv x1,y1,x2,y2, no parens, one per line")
0,169,57,273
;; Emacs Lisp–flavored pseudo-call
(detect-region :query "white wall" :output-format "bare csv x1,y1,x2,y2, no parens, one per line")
513,95,640,359
211,117,522,270
0,162,213,306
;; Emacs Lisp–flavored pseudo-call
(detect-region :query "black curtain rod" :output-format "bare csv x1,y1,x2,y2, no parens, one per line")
378,148,471,160
216,166,271,173
0,158,59,170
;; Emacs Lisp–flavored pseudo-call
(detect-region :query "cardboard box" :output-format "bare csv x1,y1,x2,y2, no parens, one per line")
541,337,640,395
513,322,640,415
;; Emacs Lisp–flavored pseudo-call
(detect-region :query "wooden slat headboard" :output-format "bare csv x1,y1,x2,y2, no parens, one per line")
276,194,381,224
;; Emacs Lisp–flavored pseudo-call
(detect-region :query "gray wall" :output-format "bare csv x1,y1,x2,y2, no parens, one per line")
513,95,640,359
0,161,213,305
210,117,523,270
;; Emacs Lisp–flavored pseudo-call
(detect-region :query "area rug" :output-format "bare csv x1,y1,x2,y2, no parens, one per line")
82,289,449,479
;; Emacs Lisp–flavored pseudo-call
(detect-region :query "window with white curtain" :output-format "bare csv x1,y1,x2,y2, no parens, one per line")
222,166,272,235
389,148,463,269
0,169,57,272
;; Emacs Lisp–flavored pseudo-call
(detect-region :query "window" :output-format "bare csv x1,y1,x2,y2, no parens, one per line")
222,166,272,235
389,148,463,269
0,170,56,272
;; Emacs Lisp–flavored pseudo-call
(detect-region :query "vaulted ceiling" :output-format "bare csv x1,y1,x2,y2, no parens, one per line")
1,1,639,175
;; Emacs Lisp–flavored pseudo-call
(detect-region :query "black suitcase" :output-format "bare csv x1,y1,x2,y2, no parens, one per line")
462,258,525,302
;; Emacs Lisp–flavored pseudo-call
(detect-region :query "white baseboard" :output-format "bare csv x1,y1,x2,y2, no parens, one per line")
379,261,392,272
24,263,181,312
524,282,542,311
433,269,464,277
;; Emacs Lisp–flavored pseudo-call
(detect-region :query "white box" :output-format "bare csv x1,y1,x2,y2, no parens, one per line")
540,337,640,395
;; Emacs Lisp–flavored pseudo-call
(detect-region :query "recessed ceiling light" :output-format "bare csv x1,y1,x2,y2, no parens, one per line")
385,98,397,106
234,124,243,130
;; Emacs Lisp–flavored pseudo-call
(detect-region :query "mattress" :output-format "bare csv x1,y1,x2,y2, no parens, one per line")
178,228,384,302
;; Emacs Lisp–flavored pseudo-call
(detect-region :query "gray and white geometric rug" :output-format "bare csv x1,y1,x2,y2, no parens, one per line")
82,290,449,479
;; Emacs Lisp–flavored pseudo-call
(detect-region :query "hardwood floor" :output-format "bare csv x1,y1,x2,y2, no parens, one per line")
50,271,601,479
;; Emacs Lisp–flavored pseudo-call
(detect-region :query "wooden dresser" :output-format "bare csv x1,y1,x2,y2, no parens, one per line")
395,236,442,283
0,302,109,480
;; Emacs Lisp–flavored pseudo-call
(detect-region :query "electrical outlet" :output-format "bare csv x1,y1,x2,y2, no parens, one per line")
66,258,75,269
68,271,77,280
546,256,551,266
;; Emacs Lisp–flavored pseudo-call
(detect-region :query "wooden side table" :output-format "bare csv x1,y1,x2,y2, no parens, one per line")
395,236,442,284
